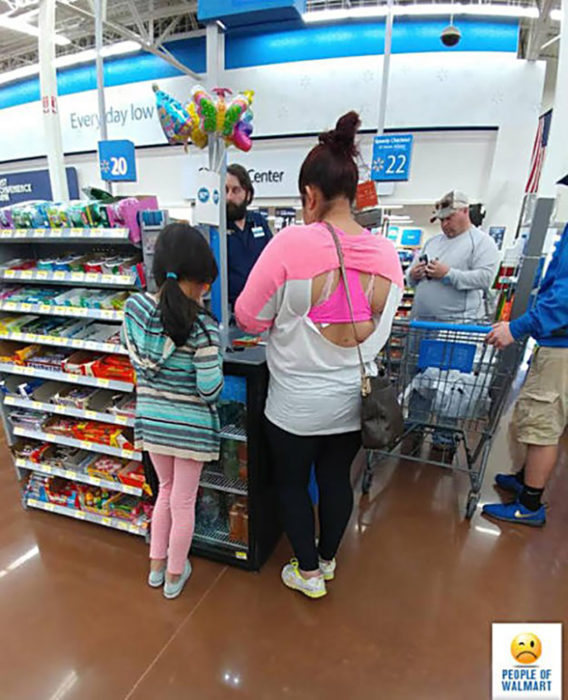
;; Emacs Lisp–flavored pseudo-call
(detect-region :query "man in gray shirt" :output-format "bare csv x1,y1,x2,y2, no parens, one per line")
408,191,500,321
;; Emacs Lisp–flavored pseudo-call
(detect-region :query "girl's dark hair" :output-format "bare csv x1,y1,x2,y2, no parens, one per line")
298,111,361,205
153,223,218,347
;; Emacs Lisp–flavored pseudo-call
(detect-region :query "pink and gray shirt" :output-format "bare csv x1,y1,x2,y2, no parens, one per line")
235,222,404,435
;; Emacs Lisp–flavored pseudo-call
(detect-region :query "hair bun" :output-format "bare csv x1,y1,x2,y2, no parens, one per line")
319,111,361,158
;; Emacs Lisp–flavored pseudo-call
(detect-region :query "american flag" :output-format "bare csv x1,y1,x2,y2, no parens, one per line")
525,109,553,193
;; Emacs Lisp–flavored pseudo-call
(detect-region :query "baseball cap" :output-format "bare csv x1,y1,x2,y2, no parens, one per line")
430,190,470,222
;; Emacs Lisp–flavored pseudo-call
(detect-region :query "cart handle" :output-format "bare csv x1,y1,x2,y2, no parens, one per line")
409,320,493,334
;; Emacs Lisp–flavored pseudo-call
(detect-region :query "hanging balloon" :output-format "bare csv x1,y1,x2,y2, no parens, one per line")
191,86,218,133
152,84,192,146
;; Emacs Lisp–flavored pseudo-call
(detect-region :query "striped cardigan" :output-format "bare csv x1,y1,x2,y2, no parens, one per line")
122,293,223,461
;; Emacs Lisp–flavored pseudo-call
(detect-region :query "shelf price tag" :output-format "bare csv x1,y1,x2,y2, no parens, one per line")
31,401,42,409
75,511,86,520
50,231,62,238
66,374,79,383
43,465,53,474
102,274,114,283
33,229,46,237
45,503,55,512
53,271,65,280
15,230,27,238
15,458,25,467
101,517,112,527
122,450,134,459
85,273,98,283
85,410,97,420
71,272,84,281
5,270,15,278
128,524,140,534
235,551,248,560
115,415,128,425
36,271,48,279
117,521,129,531
97,378,110,388
28,498,39,507
81,441,94,450
70,228,83,236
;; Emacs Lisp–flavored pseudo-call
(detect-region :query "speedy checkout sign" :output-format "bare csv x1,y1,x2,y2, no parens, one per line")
492,624,562,699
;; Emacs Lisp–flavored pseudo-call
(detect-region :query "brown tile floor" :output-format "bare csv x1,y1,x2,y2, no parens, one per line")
0,417,567,700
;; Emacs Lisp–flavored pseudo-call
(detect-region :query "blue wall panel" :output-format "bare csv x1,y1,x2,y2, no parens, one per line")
0,19,517,110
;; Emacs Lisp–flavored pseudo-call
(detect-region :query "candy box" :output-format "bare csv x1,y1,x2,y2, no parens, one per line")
62,351,102,376
117,461,145,489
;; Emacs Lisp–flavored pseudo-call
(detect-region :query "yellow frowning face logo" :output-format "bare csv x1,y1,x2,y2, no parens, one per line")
511,633,542,664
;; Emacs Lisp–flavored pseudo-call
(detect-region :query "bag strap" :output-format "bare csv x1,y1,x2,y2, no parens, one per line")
323,221,367,380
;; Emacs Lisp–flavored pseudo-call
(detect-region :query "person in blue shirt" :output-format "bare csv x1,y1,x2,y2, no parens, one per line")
483,225,568,526
226,164,272,306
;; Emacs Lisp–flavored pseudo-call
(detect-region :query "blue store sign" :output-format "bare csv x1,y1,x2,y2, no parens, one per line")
371,134,414,182
98,139,137,182
0,168,79,205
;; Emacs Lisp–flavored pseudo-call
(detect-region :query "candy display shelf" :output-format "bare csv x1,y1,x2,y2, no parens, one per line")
0,269,137,287
25,497,147,536
5,395,133,427
16,457,143,497
0,228,131,243
0,330,127,356
0,363,134,392
0,302,123,322
12,426,140,461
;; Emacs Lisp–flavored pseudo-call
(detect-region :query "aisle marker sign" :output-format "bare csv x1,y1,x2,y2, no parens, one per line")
98,140,137,182
371,134,413,182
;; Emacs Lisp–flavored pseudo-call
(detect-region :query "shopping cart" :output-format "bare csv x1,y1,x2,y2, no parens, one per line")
361,320,520,518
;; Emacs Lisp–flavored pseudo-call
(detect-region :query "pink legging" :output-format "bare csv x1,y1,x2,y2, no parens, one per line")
149,452,203,575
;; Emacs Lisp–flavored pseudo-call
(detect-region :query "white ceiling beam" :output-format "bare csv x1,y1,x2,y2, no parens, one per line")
59,0,202,81
527,0,555,59
126,0,148,41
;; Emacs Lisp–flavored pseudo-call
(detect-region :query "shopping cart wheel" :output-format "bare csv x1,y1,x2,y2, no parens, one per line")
465,492,479,519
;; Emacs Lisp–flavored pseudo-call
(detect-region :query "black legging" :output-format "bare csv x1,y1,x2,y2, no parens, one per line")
265,419,361,571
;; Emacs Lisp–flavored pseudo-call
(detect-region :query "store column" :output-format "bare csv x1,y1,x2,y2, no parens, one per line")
38,0,69,201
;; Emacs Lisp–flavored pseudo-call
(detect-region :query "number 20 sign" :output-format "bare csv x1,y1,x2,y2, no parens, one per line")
98,139,137,182
371,134,413,182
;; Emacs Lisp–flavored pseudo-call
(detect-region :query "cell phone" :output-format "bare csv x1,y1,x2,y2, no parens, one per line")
419,254,429,264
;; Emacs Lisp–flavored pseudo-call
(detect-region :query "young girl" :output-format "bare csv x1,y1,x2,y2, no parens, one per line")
122,223,223,599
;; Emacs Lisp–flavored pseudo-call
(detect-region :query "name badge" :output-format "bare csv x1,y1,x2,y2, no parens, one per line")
252,226,265,239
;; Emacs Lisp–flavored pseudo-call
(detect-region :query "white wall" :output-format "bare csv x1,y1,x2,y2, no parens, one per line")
0,51,545,248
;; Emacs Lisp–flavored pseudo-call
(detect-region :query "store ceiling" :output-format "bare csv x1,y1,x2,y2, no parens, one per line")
0,0,200,74
0,0,561,78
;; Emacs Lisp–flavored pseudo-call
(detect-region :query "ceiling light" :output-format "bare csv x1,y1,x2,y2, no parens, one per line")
303,4,539,22
0,40,141,86
550,9,562,21
0,15,70,45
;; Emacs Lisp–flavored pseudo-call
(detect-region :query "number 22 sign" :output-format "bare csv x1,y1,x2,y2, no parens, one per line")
98,139,137,182
371,134,413,182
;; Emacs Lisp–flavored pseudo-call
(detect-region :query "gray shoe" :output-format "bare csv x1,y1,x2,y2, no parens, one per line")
148,568,165,588
163,560,192,599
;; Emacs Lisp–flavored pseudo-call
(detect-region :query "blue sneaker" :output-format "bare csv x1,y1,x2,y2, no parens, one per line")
482,500,546,527
494,473,524,496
